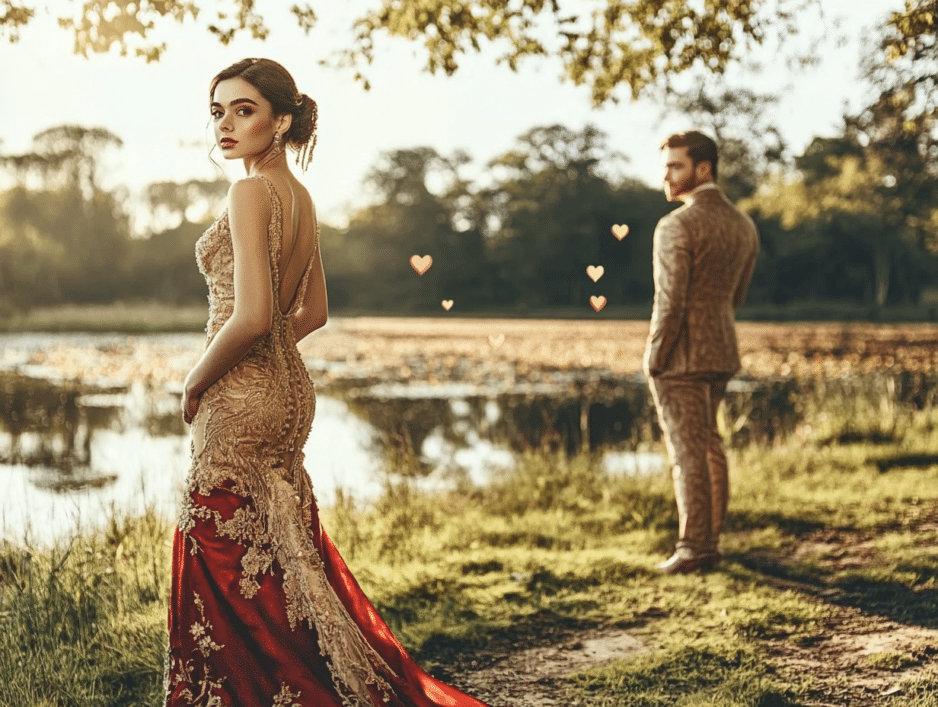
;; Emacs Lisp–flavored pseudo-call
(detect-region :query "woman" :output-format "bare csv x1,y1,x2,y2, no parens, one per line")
165,57,490,707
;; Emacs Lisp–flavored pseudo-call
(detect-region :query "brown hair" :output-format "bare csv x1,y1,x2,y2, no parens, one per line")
210,58,318,170
661,131,718,179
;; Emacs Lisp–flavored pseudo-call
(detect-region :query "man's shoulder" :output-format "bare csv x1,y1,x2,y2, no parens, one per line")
657,203,691,230
694,190,756,227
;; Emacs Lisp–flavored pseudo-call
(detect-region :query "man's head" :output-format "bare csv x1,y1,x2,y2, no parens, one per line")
660,131,718,202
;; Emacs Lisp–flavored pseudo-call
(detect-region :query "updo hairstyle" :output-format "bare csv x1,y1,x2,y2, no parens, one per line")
210,58,318,170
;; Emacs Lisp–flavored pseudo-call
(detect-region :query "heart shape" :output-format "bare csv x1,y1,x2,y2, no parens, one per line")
409,254,433,275
586,265,604,282
611,224,630,240
488,333,505,348
441,299,453,311
590,295,607,312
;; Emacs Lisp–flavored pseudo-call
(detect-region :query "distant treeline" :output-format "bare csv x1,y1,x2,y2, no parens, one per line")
1,120,937,317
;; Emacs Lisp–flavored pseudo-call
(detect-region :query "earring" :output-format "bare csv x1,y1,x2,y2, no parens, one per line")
273,132,283,155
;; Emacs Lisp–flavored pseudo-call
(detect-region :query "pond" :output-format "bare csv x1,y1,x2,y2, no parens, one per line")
2,332,934,545
0,364,671,545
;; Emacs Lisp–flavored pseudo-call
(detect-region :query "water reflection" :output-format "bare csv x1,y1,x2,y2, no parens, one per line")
337,374,806,471
3,360,936,545
1,372,116,488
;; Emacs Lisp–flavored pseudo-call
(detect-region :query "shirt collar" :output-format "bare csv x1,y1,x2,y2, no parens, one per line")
690,182,720,195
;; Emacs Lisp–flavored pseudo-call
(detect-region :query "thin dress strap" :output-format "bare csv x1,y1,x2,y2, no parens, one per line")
286,222,320,317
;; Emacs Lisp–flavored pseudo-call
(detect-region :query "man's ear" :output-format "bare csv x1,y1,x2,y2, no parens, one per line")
696,160,713,181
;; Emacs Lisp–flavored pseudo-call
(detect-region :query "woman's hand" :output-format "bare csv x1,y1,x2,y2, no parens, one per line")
182,384,201,425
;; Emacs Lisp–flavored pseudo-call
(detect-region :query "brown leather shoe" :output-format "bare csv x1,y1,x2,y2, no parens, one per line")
656,550,721,575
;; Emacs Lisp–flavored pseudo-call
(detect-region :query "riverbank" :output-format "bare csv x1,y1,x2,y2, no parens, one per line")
1,383,937,705
2,301,937,335
2,317,937,390
1,319,937,705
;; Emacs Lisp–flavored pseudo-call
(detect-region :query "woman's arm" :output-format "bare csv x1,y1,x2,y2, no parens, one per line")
182,178,275,422
294,235,328,343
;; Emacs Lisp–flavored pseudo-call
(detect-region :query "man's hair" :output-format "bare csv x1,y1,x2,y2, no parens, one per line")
661,131,719,180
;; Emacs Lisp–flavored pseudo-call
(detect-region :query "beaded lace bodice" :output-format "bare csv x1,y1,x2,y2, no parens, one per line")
175,174,396,706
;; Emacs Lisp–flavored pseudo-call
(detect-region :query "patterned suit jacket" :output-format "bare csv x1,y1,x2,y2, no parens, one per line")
643,185,759,379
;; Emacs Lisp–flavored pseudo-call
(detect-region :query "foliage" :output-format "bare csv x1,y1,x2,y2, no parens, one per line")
666,85,786,202
479,123,662,308
341,0,819,105
880,0,938,120
3,0,821,104
3,107,938,316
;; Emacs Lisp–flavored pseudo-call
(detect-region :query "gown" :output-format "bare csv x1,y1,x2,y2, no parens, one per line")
164,174,490,707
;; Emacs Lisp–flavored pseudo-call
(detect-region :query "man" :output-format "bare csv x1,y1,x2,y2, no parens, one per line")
644,131,759,574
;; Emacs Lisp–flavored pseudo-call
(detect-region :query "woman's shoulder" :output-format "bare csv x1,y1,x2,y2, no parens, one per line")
226,177,274,224
228,176,274,204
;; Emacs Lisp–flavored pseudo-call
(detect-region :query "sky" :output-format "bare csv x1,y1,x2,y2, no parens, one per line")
0,0,904,231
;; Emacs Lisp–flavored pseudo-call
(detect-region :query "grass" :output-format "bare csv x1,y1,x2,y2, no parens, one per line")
1,378,937,705
0,510,169,707
0,302,208,333
2,300,938,334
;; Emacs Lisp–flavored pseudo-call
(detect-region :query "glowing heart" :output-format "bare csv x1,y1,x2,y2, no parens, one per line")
590,295,607,312
488,333,505,348
441,299,453,311
611,224,630,240
409,254,432,275
586,265,604,282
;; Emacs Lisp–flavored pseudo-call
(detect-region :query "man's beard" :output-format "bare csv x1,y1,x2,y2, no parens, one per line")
666,172,699,201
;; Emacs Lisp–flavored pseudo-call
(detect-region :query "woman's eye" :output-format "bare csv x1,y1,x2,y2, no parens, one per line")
237,108,252,116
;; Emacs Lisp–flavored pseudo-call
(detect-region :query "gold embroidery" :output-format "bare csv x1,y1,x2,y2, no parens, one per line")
165,592,226,706
168,175,397,706
191,594,225,657
272,684,302,707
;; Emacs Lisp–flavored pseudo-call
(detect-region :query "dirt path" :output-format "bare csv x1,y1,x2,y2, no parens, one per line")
458,626,646,707
739,517,938,706
448,517,938,706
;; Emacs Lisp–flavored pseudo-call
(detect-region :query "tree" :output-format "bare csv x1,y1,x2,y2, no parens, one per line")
481,123,667,309
744,137,934,308
854,0,938,255
4,0,820,104
0,125,131,306
880,0,937,118
327,147,485,312
667,85,787,201
0,125,123,201
740,2,938,310
146,177,230,232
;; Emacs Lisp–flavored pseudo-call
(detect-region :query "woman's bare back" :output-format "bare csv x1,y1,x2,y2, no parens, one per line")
265,172,318,315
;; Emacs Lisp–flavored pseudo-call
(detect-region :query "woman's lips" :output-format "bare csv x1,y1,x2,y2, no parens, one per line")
220,139,238,149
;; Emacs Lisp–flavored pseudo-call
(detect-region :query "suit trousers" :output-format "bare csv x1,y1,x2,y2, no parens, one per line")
649,375,731,555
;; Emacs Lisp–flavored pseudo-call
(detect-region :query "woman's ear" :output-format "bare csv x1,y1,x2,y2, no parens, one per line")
277,113,293,137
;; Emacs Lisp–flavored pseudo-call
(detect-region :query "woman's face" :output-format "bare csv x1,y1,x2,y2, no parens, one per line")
210,77,282,160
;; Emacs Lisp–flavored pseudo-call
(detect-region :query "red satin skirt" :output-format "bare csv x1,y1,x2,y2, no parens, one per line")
165,486,489,707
